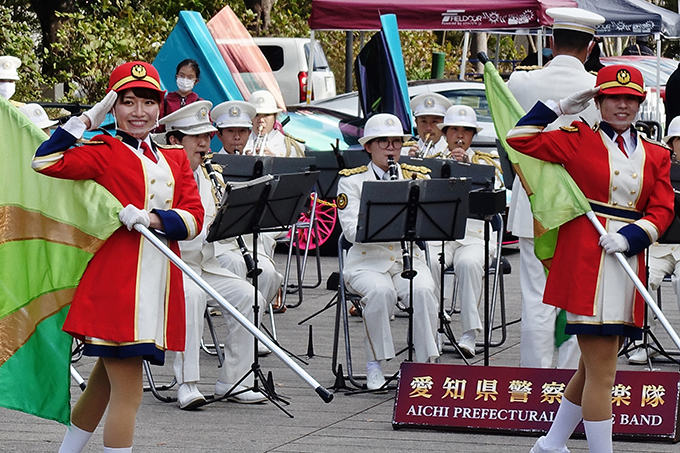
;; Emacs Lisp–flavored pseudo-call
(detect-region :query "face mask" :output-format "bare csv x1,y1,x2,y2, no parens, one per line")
0,82,16,100
176,78,195,93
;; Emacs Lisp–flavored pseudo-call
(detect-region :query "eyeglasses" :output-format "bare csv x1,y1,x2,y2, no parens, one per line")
373,138,403,149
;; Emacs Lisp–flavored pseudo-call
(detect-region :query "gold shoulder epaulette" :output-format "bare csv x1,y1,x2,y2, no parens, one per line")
640,134,668,148
78,139,105,145
592,122,601,132
514,65,543,71
403,140,417,147
339,165,368,176
156,143,183,150
559,125,579,132
400,163,431,174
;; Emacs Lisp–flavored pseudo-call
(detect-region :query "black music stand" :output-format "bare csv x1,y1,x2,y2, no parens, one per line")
210,154,315,182
353,178,470,390
206,171,319,416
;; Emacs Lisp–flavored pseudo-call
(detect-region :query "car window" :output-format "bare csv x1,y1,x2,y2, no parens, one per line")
259,45,284,71
437,89,492,123
304,42,330,70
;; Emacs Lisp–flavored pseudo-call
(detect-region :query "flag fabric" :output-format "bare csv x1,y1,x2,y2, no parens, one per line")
482,60,590,347
0,96,122,424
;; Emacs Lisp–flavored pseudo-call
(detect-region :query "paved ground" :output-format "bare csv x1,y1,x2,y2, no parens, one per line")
2,247,680,452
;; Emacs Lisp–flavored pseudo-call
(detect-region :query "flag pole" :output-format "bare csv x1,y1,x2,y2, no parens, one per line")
133,224,334,403
586,213,680,350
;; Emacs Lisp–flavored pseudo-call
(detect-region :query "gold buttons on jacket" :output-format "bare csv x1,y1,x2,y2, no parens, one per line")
612,186,618,191
361,251,366,255
150,179,156,184
614,170,620,175
632,173,638,179
630,190,636,195
612,201,618,206
150,194,155,200
390,257,395,261
167,181,173,187
388,245,394,250
628,201,634,207
165,199,172,204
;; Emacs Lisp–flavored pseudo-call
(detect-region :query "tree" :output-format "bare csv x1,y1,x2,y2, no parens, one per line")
29,0,75,73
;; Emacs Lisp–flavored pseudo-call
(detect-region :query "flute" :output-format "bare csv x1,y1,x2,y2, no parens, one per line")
386,156,417,279
203,157,261,278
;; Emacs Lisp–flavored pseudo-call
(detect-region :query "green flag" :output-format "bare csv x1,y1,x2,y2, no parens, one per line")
482,60,590,347
0,97,122,424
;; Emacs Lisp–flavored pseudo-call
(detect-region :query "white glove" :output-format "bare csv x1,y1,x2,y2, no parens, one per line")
558,87,600,115
82,91,118,131
598,233,629,254
119,204,150,231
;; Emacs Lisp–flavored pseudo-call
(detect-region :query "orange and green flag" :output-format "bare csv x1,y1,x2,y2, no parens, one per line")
482,59,591,347
0,96,122,424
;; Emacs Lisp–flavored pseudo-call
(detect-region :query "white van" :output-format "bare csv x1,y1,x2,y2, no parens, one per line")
253,37,336,106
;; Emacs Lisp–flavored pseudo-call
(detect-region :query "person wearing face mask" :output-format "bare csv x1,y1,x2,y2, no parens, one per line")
0,56,21,105
32,61,204,453
507,64,674,453
336,113,439,390
157,59,203,128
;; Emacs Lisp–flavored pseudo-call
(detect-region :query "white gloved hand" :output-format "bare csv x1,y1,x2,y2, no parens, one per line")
82,91,118,131
558,87,600,115
598,233,629,254
119,204,150,231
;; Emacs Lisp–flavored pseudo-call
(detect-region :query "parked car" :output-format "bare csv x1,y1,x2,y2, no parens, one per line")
290,79,497,148
254,37,337,106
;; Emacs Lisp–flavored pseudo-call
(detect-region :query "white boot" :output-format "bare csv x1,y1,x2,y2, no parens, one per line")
58,423,93,453
583,419,613,453
103,447,132,452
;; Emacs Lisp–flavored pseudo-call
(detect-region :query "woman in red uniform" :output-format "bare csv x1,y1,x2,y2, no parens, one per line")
32,61,204,453
507,65,674,453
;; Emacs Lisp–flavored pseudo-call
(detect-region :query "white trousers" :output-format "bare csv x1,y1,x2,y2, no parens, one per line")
428,241,494,334
519,237,580,369
173,270,263,386
346,259,439,363
217,248,283,305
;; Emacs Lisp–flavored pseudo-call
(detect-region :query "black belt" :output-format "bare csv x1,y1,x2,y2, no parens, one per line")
589,202,642,222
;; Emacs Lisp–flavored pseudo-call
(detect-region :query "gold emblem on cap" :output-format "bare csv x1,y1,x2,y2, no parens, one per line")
424,97,435,108
131,64,147,79
385,118,395,127
256,97,265,105
2,61,10,69
229,107,240,117
197,107,208,120
616,69,631,85
34,108,42,116
459,108,467,116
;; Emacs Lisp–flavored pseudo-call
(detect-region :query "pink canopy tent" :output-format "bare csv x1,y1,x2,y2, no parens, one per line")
309,0,577,31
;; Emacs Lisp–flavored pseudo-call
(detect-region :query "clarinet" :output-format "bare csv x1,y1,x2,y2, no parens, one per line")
387,156,417,279
204,157,261,278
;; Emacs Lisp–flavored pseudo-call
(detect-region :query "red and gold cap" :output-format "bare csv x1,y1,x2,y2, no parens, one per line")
596,65,646,100
107,61,163,94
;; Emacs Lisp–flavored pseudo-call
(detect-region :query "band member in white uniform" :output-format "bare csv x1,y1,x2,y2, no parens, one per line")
405,92,451,157
336,113,439,390
160,101,267,407
506,7,604,369
426,105,497,357
211,100,284,315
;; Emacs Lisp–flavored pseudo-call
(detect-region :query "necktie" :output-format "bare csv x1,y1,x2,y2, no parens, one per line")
140,141,157,163
615,135,628,157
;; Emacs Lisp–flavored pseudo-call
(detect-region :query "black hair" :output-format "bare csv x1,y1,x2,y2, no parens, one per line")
166,130,186,144
442,125,477,135
176,59,200,79
116,87,161,104
553,29,593,53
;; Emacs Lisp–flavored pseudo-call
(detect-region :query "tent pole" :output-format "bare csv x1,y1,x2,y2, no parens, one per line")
656,33,662,129
306,30,316,104
459,31,470,80
345,31,353,93
537,28,543,67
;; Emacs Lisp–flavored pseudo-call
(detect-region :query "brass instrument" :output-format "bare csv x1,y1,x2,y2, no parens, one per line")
386,156,417,280
203,157,261,278
253,125,266,156
418,133,435,158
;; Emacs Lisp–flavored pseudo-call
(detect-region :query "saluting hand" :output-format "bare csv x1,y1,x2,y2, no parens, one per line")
82,91,118,131
558,86,600,116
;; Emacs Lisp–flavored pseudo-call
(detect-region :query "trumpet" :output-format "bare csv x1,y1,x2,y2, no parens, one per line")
417,133,435,158
203,157,261,278
386,156,417,280
253,125,266,156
